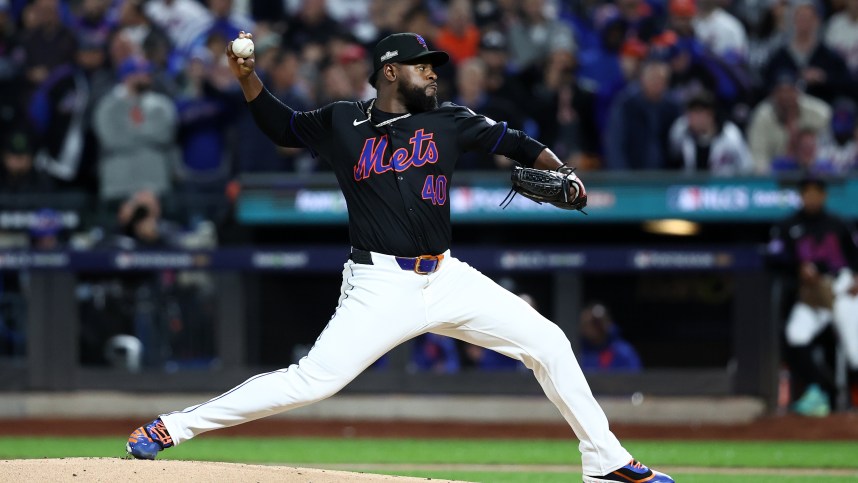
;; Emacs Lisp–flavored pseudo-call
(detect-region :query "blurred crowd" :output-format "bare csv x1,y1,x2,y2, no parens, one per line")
3,0,858,207
408,293,642,375
9,0,858,385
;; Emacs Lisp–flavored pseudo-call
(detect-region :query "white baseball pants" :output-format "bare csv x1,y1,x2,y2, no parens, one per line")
160,251,632,476
786,269,858,370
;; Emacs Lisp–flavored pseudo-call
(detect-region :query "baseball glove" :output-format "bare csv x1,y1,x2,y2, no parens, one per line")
502,165,588,212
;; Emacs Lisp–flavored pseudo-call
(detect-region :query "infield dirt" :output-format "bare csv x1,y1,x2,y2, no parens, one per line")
0,458,467,482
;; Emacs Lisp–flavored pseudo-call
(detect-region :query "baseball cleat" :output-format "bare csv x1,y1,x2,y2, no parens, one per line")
791,383,831,417
126,418,174,460
583,459,674,482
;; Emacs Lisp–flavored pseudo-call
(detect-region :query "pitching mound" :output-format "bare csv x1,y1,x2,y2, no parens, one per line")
0,458,465,482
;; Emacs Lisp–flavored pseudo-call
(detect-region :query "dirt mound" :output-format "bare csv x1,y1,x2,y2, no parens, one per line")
0,458,466,482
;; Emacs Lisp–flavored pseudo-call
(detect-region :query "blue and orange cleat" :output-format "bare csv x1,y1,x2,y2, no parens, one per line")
583,459,674,483
126,418,174,460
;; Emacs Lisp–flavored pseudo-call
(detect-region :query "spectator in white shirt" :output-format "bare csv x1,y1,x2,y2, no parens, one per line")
746,70,831,173
668,90,754,175
507,0,576,72
824,0,858,76
693,0,749,63
182,0,255,56
144,0,212,50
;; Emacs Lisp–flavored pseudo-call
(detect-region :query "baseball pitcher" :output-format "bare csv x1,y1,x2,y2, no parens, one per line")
126,31,673,483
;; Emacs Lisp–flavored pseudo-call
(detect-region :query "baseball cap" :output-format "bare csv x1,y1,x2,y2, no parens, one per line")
368,33,449,85
479,30,508,51
620,38,648,59
78,30,108,52
117,56,153,81
3,130,34,155
669,0,697,17
686,90,716,110
339,43,367,64
770,69,801,92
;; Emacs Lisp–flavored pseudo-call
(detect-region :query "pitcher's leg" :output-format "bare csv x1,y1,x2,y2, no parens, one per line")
833,294,858,370
161,357,350,444
785,303,831,347
427,259,630,476
162,262,427,444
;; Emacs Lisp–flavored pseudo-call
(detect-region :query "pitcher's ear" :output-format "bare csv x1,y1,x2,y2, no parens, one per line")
383,64,397,82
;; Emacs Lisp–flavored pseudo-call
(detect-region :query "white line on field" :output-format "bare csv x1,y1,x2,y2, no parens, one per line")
312,463,858,477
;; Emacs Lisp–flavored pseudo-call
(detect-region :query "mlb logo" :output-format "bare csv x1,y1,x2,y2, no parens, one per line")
415,34,427,49
667,186,701,212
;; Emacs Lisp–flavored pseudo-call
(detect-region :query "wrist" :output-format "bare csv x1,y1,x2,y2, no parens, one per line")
239,73,263,102
555,164,575,175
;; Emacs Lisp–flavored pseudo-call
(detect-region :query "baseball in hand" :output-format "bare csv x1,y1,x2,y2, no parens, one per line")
231,37,254,58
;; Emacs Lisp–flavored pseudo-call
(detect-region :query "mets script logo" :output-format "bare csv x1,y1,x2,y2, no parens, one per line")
354,129,438,181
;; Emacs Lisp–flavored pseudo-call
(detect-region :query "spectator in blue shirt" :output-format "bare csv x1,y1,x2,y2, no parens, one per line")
578,302,642,372
411,333,460,374
771,127,837,176
174,47,234,191
604,57,682,170
577,7,629,149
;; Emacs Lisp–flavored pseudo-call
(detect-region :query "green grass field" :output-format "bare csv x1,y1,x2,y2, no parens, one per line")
1,437,857,482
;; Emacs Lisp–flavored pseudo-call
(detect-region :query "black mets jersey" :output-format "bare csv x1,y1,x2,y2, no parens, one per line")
249,88,545,257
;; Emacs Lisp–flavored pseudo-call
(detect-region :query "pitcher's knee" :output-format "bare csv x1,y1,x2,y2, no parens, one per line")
785,304,827,347
530,323,574,362
304,375,350,403
281,362,353,404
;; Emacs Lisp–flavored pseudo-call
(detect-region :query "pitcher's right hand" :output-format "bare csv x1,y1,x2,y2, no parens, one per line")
226,31,255,80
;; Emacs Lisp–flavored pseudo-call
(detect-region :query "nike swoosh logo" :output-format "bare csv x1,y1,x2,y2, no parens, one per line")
353,118,370,126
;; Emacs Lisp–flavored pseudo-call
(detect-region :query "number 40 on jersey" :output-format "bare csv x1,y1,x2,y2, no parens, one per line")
422,175,448,205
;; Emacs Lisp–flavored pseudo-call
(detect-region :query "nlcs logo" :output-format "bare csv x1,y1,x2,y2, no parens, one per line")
353,129,438,181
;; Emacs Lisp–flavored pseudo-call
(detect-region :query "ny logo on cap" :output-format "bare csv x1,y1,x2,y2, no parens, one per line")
380,50,398,62
415,34,427,48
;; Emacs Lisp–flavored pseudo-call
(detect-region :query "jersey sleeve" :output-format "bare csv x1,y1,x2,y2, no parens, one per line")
452,105,509,154
248,88,335,155
289,104,337,156
450,104,546,166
